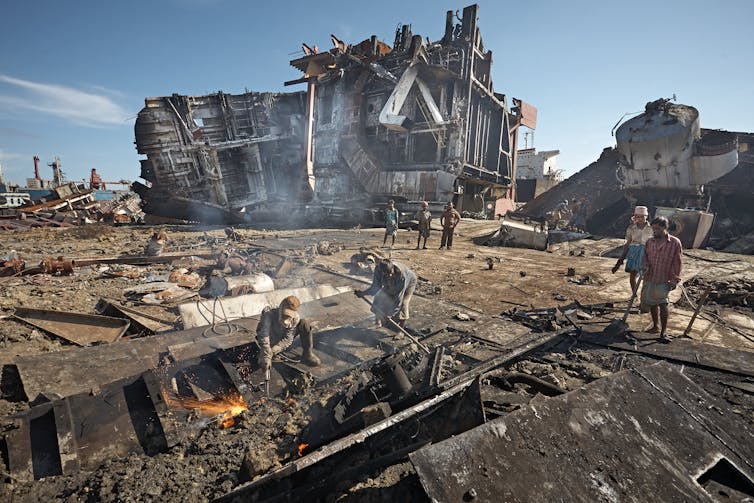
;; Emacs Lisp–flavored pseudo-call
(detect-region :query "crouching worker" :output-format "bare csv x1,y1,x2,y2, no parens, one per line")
257,295,320,369
355,259,417,329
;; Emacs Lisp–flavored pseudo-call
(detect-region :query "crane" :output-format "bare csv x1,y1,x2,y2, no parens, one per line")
89,169,131,190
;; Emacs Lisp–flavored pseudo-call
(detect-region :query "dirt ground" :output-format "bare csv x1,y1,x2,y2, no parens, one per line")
1,220,752,501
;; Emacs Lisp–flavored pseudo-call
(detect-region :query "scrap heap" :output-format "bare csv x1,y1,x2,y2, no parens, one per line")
1,223,752,502
1,5,753,502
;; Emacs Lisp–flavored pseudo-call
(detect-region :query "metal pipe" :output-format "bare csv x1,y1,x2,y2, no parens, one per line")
356,294,430,354
304,80,316,192
444,10,454,42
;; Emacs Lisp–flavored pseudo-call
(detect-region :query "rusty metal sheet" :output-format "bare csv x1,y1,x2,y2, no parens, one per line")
580,331,754,377
14,319,258,401
95,299,176,333
14,292,384,401
6,374,169,481
513,98,537,129
13,307,130,346
410,362,754,502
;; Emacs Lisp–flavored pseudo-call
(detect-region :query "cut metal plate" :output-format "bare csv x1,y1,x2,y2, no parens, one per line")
13,307,130,346
580,331,754,377
15,319,258,401
410,362,754,502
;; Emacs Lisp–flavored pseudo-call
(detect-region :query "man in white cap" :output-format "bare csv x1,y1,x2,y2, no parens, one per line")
612,205,653,294
414,201,432,249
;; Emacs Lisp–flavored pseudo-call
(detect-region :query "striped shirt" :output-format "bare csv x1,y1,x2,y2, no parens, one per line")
642,234,682,284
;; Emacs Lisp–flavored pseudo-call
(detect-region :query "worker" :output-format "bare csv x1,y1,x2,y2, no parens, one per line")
145,230,168,256
415,201,432,250
640,216,683,343
439,202,461,250
612,206,653,294
383,199,399,248
257,295,320,369
550,199,571,229
355,259,417,329
571,197,589,231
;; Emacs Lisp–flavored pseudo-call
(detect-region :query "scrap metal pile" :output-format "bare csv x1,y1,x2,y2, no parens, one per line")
0,223,752,502
0,183,144,231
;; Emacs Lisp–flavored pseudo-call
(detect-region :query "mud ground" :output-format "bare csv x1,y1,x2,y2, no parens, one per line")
1,220,752,501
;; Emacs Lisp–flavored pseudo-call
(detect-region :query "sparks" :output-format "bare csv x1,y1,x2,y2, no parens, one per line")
164,391,248,428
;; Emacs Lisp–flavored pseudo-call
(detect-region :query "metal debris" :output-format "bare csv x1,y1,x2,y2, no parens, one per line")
409,363,754,502
13,307,130,346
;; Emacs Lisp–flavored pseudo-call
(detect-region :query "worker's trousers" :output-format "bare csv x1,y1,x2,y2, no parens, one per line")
440,227,454,248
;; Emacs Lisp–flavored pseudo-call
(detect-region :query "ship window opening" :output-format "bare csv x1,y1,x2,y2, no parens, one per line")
320,87,334,125
697,457,754,499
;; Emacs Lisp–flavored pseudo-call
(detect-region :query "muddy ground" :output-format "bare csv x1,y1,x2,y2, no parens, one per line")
1,221,753,501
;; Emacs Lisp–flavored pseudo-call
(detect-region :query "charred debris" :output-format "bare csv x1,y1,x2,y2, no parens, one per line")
134,5,535,225
1,222,753,501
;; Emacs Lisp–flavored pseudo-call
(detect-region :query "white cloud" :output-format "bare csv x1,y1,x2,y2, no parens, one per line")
0,75,130,127
0,149,29,180
87,84,128,99
0,149,26,162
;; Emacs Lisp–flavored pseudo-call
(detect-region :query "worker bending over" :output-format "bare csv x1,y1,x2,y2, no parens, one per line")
257,295,320,369
356,259,417,329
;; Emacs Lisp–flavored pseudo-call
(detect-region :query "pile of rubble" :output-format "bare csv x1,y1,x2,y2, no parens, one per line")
0,184,144,231
0,222,752,502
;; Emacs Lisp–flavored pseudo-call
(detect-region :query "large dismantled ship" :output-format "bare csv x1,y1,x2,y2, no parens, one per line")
615,98,738,193
133,4,535,224
518,97,752,250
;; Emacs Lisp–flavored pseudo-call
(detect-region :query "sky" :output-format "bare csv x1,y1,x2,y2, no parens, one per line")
1,0,752,186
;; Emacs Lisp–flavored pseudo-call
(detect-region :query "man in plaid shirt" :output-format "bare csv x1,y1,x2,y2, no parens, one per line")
641,216,682,342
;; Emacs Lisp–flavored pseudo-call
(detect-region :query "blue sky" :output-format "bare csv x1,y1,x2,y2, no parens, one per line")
1,0,752,186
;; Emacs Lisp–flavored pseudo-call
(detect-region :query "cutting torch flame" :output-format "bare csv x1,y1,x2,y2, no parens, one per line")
164,391,248,428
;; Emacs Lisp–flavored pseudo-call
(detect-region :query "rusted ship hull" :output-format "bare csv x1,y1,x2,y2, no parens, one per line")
133,5,535,224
